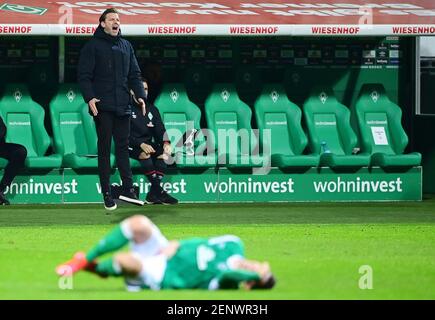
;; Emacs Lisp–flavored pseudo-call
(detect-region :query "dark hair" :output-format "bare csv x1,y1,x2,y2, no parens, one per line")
251,274,276,290
99,8,118,23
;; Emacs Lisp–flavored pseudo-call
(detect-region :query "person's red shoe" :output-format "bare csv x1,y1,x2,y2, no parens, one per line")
56,252,88,276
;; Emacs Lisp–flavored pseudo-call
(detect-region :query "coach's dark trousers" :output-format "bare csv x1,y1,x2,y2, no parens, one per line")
94,112,133,195
0,142,27,192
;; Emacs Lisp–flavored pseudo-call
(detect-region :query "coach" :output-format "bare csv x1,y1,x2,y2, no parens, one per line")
78,8,146,210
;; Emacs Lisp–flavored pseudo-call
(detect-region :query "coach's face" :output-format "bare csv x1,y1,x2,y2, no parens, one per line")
101,13,120,37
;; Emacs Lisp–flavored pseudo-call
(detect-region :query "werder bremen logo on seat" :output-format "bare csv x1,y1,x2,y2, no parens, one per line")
0,4,48,15
319,92,328,104
270,91,279,103
13,90,22,103
66,90,76,103
170,89,179,103
221,90,230,102
371,91,379,103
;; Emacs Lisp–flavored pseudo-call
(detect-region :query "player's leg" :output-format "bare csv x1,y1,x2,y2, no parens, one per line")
56,215,150,275
155,149,178,205
94,112,116,210
56,219,131,276
89,214,167,258
87,214,165,256
83,216,169,279
89,252,142,278
137,151,162,204
113,115,143,206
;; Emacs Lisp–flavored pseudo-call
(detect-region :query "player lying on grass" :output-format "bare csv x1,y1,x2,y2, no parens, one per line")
56,215,276,290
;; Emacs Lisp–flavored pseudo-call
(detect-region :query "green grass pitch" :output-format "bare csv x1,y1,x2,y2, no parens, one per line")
0,200,434,299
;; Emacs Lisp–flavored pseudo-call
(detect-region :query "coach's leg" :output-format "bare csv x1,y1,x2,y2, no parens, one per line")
94,112,114,196
113,115,133,191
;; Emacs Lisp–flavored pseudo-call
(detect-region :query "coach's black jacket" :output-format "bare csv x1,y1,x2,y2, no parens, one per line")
129,101,169,148
77,25,146,116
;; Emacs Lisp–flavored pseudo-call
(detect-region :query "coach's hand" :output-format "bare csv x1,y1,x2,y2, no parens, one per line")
138,98,146,116
140,143,155,154
88,98,100,116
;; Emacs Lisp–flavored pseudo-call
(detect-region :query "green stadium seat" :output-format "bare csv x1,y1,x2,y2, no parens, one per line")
0,84,62,169
154,83,215,168
205,84,267,168
49,84,114,169
303,87,370,168
254,84,319,168
355,84,421,167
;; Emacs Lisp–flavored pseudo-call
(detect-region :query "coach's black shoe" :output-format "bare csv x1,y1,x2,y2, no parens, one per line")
0,192,10,205
103,193,117,211
158,191,178,205
119,188,144,206
145,192,162,204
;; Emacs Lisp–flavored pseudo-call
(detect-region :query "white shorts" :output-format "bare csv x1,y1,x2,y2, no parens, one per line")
127,253,167,291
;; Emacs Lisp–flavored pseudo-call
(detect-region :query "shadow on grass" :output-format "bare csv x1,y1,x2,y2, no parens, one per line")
1,198,435,227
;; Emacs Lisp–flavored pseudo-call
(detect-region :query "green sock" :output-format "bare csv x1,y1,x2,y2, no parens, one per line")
86,225,129,261
96,257,122,277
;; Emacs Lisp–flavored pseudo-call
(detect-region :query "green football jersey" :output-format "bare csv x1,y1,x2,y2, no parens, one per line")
161,235,260,289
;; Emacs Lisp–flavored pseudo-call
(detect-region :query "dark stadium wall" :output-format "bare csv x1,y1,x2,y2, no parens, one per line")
415,116,435,193
0,36,59,136
63,36,414,136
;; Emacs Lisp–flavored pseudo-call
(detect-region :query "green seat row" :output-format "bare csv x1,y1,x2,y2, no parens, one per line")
0,83,113,170
0,82,421,170
155,83,421,169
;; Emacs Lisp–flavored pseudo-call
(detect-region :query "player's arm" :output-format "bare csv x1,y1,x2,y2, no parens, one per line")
129,131,144,149
215,269,261,289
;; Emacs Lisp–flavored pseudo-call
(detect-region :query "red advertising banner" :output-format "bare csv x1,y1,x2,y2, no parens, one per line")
0,1,434,36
